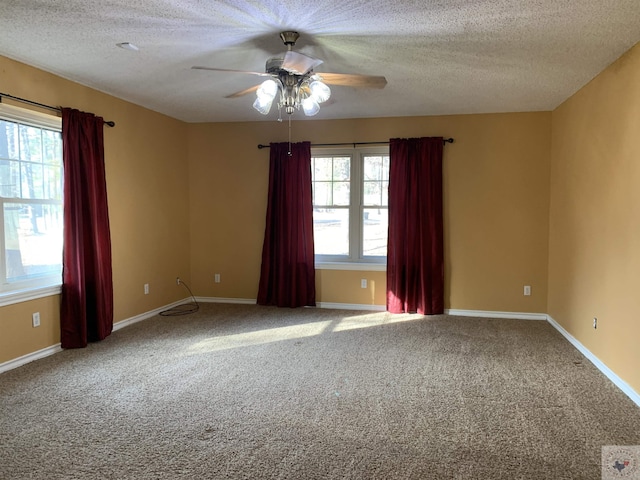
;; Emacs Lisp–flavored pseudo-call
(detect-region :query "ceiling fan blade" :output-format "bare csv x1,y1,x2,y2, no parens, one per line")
191,66,271,77
226,85,260,99
282,51,323,75
316,73,387,89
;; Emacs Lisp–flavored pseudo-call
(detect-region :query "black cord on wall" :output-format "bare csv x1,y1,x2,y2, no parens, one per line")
159,279,199,316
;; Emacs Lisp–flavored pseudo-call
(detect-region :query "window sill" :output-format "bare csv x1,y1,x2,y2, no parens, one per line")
315,262,386,272
0,284,62,307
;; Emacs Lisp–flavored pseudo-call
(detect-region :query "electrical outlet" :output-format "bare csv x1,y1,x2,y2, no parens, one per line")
144,283,149,295
32,312,40,328
176,277,181,286
214,274,221,283
361,279,367,289
593,317,597,329
524,285,531,296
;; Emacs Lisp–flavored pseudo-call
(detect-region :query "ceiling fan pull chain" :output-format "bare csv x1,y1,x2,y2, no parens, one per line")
288,116,292,156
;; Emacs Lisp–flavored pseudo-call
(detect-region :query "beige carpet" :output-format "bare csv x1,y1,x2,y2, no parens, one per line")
1,303,639,479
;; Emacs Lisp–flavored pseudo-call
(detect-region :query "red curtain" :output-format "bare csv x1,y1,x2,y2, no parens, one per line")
257,142,316,307
60,108,114,348
387,137,444,314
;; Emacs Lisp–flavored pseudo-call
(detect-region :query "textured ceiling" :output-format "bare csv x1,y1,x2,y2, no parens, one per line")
0,1,639,123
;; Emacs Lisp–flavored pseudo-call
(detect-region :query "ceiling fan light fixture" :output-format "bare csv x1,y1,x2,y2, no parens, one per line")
256,79,278,100
253,95,274,115
302,96,320,116
309,80,331,103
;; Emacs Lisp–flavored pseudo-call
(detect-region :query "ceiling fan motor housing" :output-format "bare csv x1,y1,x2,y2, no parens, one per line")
266,57,284,74
279,31,299,47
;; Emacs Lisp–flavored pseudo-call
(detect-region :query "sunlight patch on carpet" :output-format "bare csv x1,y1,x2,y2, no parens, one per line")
186,312,423,354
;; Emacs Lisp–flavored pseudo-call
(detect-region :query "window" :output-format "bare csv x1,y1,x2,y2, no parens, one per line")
0,104,63,299
311,147,389,268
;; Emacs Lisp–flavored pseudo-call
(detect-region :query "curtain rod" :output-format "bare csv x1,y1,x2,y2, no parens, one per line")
257,138,454,149
0,92,115,127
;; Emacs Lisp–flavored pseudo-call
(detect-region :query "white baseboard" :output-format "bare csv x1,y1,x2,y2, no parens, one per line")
445,308,547,321
546,315,640,408
0,343,62,374
196,296,257,304
198,298,386,311
112,297,191,331
316,302,386,311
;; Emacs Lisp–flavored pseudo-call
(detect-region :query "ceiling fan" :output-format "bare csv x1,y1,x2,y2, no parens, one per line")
192,31,387,117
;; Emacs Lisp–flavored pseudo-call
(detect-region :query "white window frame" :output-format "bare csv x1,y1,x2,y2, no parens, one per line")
0,103,63,306
312,146,389,271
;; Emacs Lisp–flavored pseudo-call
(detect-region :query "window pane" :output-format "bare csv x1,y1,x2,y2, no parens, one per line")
333,157,350,181
313,208,349,255
20,162,44,199
0,160,20,197
363,181,382,206
0,120,19,159
19,125,43,162
332,181,350,206
44,166,63,200
4,203,63,282
313,156,352,207
362,208,388,257
363,155,389,213
42,130,62,166
364,155,383,180
313,181,332,205
313,157,332,181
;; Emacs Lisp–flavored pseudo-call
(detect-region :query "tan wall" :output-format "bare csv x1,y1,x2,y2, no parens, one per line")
548,43,640,393
188,112,551,313
0,295,60,363
0,55,191,364
317,270,387,306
